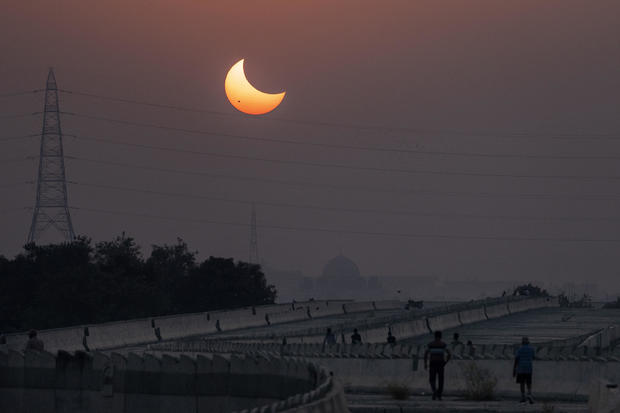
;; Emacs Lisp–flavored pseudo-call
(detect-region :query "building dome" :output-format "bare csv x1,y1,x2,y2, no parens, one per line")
321,255,361,280
318,255,364,292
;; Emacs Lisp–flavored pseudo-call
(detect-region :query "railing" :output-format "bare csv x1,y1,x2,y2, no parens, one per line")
149,339,620,363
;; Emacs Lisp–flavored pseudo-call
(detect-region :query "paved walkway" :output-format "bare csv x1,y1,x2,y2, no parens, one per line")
347,394,588,412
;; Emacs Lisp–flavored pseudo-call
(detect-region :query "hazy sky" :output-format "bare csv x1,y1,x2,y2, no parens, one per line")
1,1,620,293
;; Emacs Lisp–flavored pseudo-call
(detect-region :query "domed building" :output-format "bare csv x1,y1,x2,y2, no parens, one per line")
316,254,366,294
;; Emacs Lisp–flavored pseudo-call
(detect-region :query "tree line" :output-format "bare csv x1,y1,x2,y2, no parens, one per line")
0,234,276,333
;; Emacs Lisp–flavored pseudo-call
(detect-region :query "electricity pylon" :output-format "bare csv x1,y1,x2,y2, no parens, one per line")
249,204,259,264
27,68,75,243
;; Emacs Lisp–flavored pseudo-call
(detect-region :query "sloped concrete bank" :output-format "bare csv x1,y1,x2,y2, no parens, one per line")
155,339,620,362
223,297,528,344
2,299,379,353
156,339,620,402
157,296,557,347
579,324,620,350
0,350,349,413
2,297,555,353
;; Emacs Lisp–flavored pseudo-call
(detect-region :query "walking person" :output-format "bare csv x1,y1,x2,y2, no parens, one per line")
451,332,462,347
466,340,476,356
513,336,535,404
424,330,452,400
322,327,336,352
351,328,362,345
387,330,396,346
280,336,288,356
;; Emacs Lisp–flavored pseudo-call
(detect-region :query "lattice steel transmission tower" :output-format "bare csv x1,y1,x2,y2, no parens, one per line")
27,68,76,243
249,204,259,264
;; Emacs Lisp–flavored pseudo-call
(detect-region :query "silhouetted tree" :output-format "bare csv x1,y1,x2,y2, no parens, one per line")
0,234,276,332
177,258,276,312
512,283,548,297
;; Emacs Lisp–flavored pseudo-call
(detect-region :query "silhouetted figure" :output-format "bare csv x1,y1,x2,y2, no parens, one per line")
279,336,288,356
387,330,396,346
451,332,462,347
424,330,451,400
322,327,336,352
514,336,535,404
351,328,362,345
25,330,44,351
466,340,476,356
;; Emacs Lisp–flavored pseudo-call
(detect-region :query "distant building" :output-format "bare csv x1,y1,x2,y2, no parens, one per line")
316,254,366,294
367,275,381,291
267,255,527,302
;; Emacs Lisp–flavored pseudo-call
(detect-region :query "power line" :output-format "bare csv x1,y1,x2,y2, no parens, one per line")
61,113,620,161
0,156,36,164
0,181,33,190
553,136,620,141
69,205,620,243
66,156,620,202
59,89,231,116
0,134,39,143
68,180,620,223
0,206,30,215
0,112,42,120
58,89,620,140
0,89,44,98
65,135,620,182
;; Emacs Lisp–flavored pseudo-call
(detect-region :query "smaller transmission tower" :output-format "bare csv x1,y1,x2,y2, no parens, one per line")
27,68,75,243
249,204,259,264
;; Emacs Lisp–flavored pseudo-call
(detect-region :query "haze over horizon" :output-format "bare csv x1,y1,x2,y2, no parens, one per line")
1,1,620,295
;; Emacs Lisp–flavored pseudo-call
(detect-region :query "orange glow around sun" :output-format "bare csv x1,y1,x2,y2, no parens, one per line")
224,59,285,115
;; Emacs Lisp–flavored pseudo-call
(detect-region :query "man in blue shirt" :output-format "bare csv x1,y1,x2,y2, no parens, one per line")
513,336,535,404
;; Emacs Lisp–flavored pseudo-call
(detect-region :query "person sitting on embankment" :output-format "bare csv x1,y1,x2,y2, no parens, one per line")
24,329,44,351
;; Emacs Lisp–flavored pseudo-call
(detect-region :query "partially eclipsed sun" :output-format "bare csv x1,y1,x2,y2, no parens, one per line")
224,59,285,115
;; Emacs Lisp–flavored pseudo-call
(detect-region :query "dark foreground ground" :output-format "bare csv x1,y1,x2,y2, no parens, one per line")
347,393,588,412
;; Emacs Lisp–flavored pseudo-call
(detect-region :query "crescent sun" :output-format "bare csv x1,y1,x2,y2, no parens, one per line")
224,59,286,115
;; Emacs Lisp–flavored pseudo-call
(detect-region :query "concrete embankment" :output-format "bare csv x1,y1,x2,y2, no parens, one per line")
225,296,558,345
2,297,555,353
2,299,388,353
0,350,349,413
149,338,620,402
579,324,620,350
